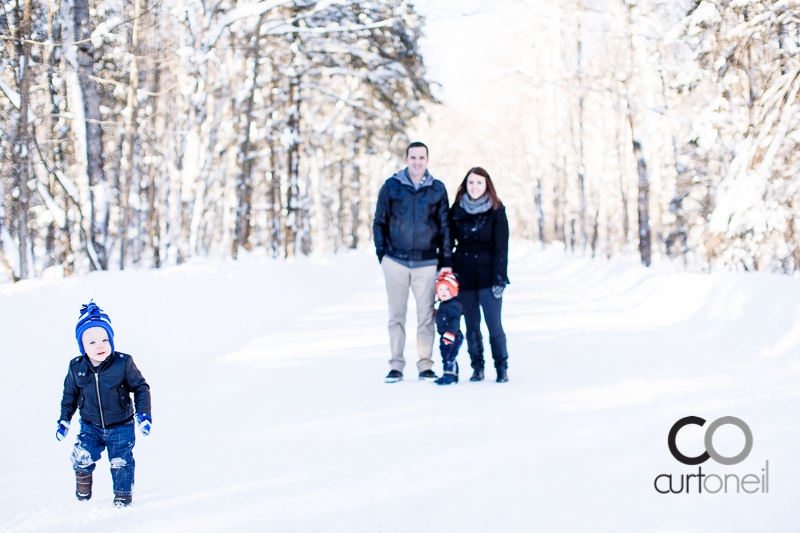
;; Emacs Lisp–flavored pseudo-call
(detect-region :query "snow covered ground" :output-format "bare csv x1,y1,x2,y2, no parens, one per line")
1,245,800,532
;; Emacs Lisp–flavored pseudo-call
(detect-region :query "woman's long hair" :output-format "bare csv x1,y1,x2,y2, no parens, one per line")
454,167,502,210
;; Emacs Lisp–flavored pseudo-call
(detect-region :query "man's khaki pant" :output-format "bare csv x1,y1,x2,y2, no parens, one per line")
381,258,437,373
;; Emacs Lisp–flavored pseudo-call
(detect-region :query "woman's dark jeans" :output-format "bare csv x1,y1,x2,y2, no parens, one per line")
460,288,508,370
71,419,136,496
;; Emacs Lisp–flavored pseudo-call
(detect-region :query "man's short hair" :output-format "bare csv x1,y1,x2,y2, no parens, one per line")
405,142,428,157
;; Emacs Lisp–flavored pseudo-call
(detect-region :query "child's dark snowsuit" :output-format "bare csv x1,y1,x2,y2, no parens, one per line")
436,297,463,383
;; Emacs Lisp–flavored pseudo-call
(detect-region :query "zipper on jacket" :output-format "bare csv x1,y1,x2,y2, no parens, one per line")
94,372,105,428
412,186,417,250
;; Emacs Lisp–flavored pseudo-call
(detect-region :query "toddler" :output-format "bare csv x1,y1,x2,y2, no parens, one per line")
434,272,463,385
57,301,151,507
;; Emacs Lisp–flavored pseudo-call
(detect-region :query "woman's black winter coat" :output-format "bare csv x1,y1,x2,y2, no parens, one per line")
449,201,509,291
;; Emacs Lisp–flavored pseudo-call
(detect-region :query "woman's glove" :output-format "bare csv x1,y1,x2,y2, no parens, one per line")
492,285,505,299
136,413,152,436
56,420,70,441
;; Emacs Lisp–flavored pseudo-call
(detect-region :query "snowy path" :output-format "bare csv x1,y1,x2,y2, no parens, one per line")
1,246,799,532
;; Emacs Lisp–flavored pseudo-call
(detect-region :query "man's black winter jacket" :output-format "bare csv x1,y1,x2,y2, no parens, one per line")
450,202,510,291
60,352,151,428
373,170,452,268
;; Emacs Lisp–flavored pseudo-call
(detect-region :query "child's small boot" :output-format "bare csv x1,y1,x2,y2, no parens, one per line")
114,493,132,507
76,471,92,501
436,359,459,385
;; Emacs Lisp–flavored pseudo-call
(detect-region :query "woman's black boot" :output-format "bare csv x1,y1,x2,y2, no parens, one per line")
490,335,509,382
496,366,508,383
489,334,508,369
466,331,484,369
470,367,484,381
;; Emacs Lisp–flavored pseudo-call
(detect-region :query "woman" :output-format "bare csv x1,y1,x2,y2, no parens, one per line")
449,167,510,382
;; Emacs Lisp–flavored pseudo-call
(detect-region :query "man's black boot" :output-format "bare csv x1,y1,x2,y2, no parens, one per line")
470,367,484,381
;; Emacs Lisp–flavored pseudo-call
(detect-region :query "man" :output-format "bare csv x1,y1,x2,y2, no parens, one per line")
373,142,452,383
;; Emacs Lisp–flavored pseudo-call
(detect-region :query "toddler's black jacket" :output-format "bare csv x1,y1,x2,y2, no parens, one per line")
60,352,151,428
436,297,463,338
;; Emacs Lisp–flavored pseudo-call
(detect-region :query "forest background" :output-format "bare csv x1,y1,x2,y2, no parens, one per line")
1,0,799,282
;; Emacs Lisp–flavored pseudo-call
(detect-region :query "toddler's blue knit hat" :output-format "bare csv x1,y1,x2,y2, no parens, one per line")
75,301,115,356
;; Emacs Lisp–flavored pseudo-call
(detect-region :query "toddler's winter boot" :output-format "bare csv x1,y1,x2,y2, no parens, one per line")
75,471,92,501
436,361,459,385
113,493,132,507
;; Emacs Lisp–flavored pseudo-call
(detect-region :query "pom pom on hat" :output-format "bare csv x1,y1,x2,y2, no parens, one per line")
75,300,115,356
436,272,459,298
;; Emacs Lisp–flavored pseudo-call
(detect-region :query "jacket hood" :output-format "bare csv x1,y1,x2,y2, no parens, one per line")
391,168,434,189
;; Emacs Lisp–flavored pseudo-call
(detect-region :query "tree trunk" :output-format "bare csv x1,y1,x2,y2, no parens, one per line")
0,241,16,282
233,19,264,259
576,18,587,250
76,0,108,268
336,149,345,250
12,0,33,279
536,177,545,244
149,47,166,267
119,0,142,269
285,75,301,258
350,143,361,249
617,100,630,246
632,139,651,266
62,0,104,271
47,3,73,274
265,78,282,257
625,0,650,266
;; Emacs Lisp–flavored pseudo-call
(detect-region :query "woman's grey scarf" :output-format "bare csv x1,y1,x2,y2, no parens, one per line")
460,193,493,215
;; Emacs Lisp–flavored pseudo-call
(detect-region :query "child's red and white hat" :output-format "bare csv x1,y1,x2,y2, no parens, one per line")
436,272,459,298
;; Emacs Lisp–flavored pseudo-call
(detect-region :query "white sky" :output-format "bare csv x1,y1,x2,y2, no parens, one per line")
406,0,534,196
411,0,521,108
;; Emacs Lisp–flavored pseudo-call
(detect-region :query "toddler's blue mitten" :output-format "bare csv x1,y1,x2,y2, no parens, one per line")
136,413,152,436
56,420,70,441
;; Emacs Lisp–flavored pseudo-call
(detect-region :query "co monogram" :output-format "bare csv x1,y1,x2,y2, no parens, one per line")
668,416,753,466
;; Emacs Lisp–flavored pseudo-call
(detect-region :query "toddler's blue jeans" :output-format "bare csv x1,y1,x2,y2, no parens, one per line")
71,419,135,496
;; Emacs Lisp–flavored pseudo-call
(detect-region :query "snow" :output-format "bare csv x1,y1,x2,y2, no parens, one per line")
54,171,81,204
0,76,21,109
35,182,67,229
262,17,397,36
202,0,292,50
1,245,799,531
